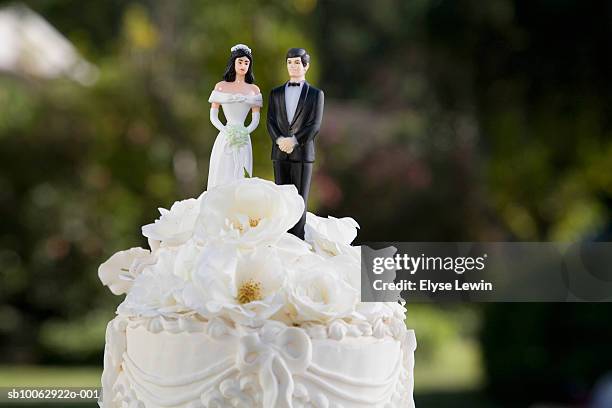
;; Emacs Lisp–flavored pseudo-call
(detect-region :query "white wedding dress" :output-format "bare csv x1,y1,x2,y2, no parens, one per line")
207,90,263,190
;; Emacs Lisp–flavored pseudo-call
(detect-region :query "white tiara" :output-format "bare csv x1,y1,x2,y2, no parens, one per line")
230,44,252,54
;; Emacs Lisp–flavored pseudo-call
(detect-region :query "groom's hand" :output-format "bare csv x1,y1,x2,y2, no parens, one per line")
277,137,296,153
284,136,297,153
276,137,288,152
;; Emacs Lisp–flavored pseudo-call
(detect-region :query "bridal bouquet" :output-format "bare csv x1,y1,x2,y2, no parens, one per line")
224,124,250,149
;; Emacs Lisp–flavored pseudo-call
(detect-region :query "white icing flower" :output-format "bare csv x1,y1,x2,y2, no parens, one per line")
98,247,154,295
287,256,359,323
183,247,286,325
147,238,161,252
171,240,203,281
132,243,204,283
196,177,304,248
272,232,314,266
141,197,201,246
304,212,360,257
181,243,239,311
147,246,181,276
353,302,395,322
349,301,408,335
118,270,187,317
326,253,361,292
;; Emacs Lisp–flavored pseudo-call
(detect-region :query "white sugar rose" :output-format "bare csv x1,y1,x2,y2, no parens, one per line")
181,243,239,311
142,197,201,246
148,238,161,252
273,232,314,266
98,247,155,295
326,253,361,292
183,246,286,325
171,240,203,281
195,178,304,248
131,243,203,283
353,302,402,322
118,270,187,317
305,213,360,257
287,256,359,323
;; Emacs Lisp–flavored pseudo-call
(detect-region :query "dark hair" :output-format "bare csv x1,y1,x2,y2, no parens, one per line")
223,48,255,83
286,48,310,67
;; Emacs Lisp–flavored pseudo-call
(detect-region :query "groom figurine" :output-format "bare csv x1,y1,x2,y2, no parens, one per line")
267,48,324,239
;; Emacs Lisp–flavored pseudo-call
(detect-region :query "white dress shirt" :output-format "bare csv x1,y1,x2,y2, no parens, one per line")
281,80,304,147
285,81,304,126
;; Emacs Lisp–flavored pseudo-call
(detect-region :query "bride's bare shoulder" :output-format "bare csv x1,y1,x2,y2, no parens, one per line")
214,81,230,91
249,84,261,94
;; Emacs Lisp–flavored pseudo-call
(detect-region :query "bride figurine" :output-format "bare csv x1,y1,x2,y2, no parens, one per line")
207,44,263,189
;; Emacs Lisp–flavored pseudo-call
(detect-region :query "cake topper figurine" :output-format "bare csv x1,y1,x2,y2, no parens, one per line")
206,44,263,190
267,47,324,239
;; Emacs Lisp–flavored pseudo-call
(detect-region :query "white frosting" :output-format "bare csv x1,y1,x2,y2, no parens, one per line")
100,316,416,407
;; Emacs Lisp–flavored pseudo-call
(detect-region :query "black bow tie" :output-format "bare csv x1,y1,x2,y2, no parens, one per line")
287,82,301,87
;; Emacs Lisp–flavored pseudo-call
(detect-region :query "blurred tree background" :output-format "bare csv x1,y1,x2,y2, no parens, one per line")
1,0,611,406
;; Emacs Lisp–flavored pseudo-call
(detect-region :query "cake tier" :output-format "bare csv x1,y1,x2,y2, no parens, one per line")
100,316,416,408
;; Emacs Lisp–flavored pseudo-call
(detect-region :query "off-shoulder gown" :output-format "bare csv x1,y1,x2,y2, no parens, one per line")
207,90,263,190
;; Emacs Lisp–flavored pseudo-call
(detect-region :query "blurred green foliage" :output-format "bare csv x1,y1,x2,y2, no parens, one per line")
409,305,483,392
0,365,100,387
0,0,611,405
481,303,612,404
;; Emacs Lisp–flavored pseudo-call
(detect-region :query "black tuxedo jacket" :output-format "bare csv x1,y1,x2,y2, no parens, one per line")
267,81,324,163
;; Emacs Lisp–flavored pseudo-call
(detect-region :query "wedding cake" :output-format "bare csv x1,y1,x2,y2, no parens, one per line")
98,177,416,407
